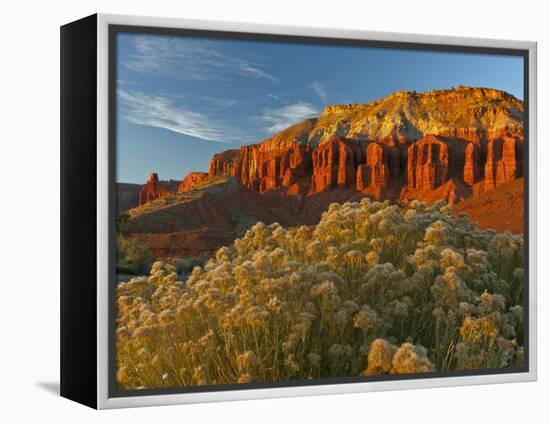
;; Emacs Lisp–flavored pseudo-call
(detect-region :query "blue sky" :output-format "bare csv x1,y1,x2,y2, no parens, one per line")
116,32,524,184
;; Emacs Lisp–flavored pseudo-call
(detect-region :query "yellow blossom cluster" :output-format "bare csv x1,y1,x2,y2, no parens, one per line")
116,199,524,389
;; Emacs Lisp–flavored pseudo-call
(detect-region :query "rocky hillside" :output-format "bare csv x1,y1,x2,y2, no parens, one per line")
121,176,366,257
207,86,524,203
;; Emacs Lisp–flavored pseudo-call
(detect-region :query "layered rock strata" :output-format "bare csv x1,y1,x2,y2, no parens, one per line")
137,87,524,206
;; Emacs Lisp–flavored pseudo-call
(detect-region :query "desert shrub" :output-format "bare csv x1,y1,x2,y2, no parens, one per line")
116,235,153,275
363,338,434,375
116,199,524,389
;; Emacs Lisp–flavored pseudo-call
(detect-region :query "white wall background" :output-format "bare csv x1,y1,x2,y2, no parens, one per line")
1,0,547,420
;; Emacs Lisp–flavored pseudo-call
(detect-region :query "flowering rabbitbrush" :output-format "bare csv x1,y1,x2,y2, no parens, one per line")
116,199,524,389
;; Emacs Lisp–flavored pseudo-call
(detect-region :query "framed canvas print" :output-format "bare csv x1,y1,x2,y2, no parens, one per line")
60,13,537,409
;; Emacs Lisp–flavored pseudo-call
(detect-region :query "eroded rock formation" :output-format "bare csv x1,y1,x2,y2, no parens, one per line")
203,87,524,204
208,141,314,194
123,87,528,262
138,173,170,206
178,172,209,192
407,135,450,191
356,142,389,192
311,136,365,191
485,136,522,190
463,142,480,185
129,86,522,211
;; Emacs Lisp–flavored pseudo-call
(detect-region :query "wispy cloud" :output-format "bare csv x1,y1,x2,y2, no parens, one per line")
258,102,318,133
118,90,252,143
195,96,240,111
311,81,328,103
267,93,281,100
126,35,279,83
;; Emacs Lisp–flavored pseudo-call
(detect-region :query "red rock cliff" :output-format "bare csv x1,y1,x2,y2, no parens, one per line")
311,136,365,192
485,135,523,190
207,131,523,202
356,142,389,192
209,140,313,194
203,87,524,204
463,142,480,185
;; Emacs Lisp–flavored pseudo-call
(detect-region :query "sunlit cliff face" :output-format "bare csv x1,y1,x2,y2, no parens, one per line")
204,87,523,199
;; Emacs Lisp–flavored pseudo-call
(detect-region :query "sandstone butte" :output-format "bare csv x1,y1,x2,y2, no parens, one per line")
138,173,170,206
140,86,524,207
